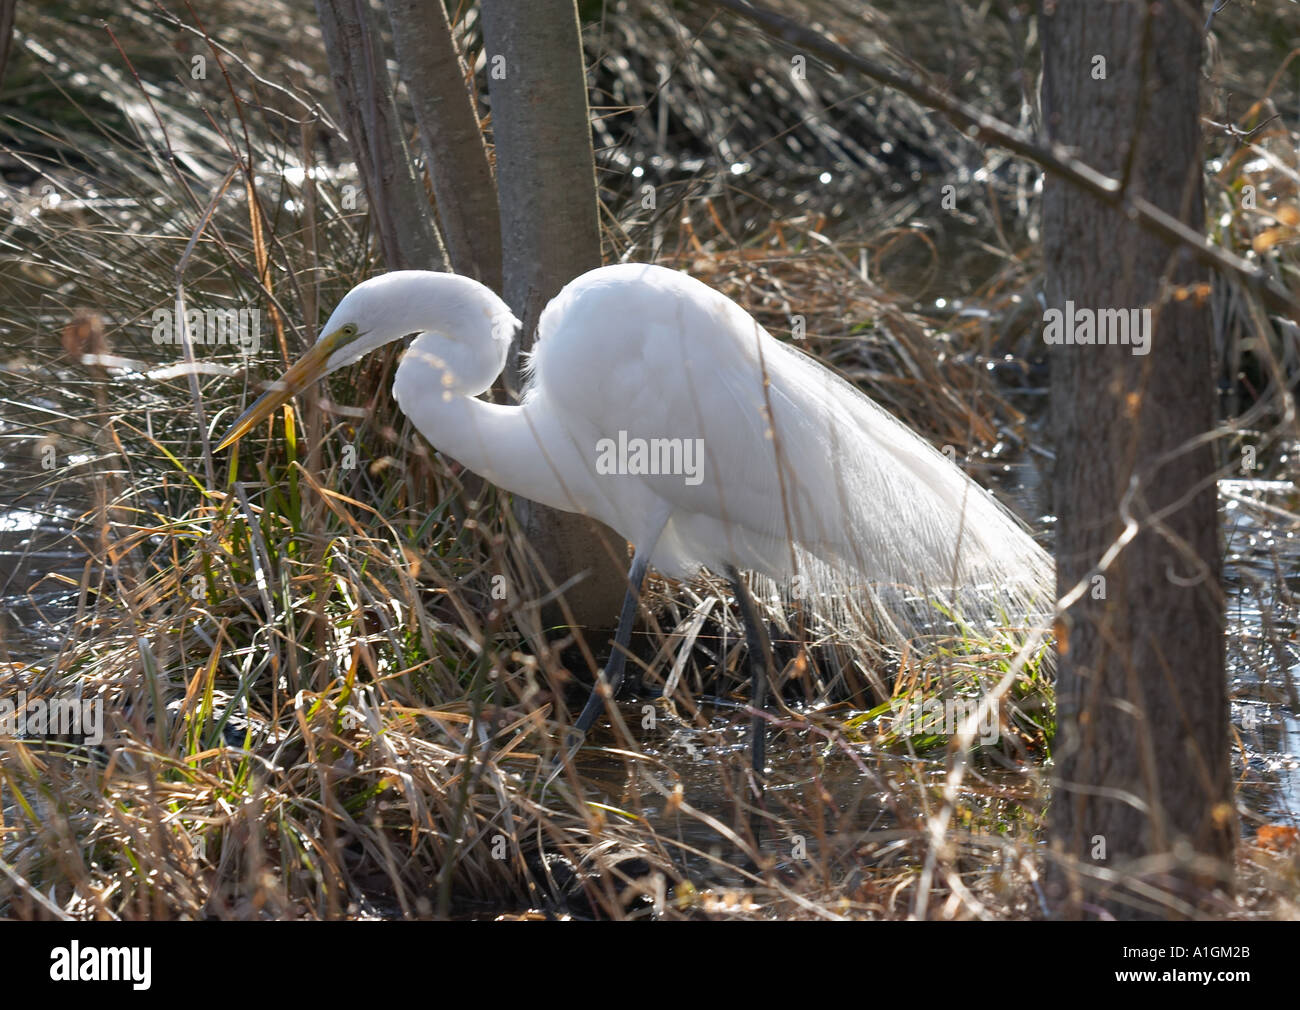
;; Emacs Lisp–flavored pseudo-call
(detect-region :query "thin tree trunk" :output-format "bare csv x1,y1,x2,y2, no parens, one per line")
315,0,445,272
0,0,16,94
1042,0,1233,918
478,0,627,638
383,0,502,292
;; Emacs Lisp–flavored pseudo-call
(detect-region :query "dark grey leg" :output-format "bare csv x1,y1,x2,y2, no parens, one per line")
727,566,771,784
562,551,650,757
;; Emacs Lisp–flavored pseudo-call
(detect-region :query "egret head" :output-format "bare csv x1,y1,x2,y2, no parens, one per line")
216,271,517,451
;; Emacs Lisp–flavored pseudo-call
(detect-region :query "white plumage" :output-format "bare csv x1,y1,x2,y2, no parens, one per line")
222,262,1050,630
218,261,1053,764
524,265,1050,623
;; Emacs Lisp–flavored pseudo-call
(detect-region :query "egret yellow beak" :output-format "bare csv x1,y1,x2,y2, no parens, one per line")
216,329,351,451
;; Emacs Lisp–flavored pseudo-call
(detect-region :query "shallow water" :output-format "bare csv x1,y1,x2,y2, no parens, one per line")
0,501,88,663
1221,480,1300,825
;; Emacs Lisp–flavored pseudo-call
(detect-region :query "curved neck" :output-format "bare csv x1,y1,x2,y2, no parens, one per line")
371,273,595,517
392,364,595,519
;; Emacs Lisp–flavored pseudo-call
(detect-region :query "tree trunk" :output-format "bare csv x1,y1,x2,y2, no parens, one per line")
478,0,627,638
383,0,502,292
315,0,446,272
0,0,16,94
1041,0,1233,918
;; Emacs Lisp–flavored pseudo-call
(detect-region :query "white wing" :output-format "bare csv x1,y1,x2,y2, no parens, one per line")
528,263,1052,628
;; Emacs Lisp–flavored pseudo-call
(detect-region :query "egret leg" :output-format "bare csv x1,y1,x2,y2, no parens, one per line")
562,550,650,758
726,566,771,785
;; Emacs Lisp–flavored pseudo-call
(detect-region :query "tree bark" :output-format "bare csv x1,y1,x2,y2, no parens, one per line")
383,0,502,292
478,0,627,638
1041,0,1233,918
0,0,16,94
315,0,446,272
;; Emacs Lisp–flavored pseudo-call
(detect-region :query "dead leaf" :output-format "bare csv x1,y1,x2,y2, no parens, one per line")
1255,824,1299,851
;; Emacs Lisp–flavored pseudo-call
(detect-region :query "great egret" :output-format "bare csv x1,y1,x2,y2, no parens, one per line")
217,263,1052,778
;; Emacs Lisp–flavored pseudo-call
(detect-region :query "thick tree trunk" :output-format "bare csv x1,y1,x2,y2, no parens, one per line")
478,0,627,638
383,0,502,292
1041,0,1233,918
315,0,446,272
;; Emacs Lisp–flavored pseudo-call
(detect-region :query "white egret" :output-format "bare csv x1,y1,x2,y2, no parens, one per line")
217,263,1052,777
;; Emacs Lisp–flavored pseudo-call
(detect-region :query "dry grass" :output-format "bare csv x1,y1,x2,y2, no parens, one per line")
0,0,1297,919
